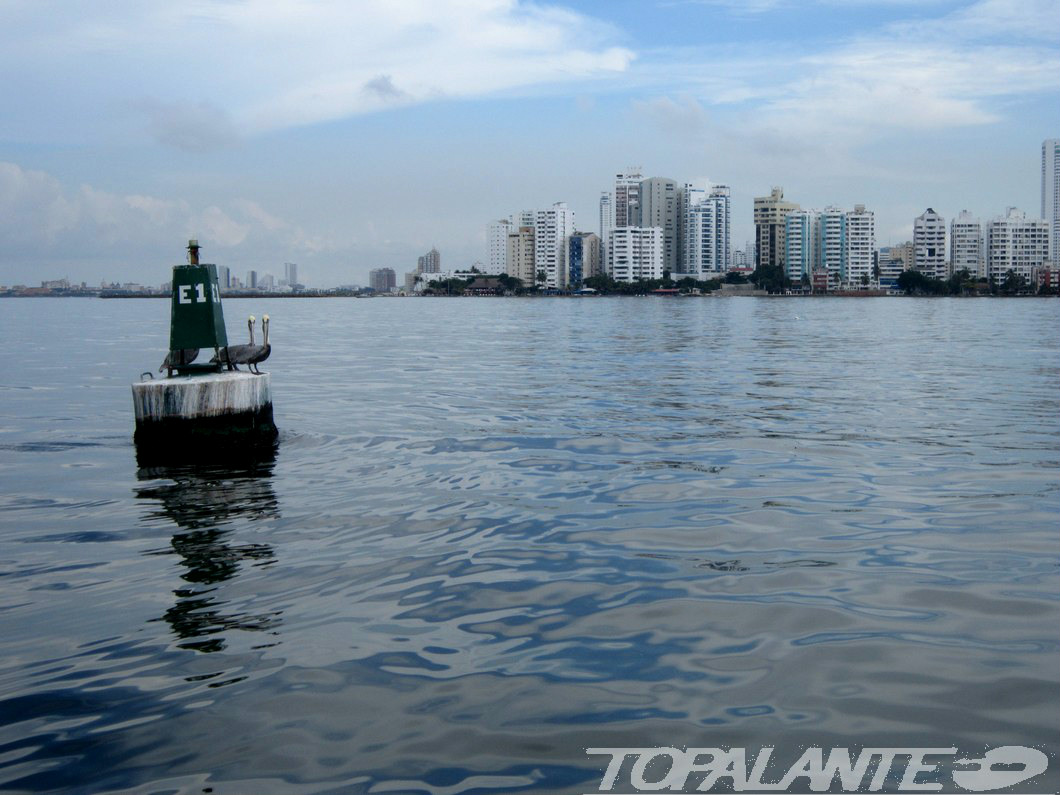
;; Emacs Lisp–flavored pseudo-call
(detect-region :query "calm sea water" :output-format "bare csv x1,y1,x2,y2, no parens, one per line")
0,296,1057,794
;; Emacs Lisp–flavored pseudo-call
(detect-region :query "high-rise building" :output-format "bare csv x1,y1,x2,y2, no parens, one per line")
417,247,441,274
817,207,846,289
568,232,601,285
599,192,613,273
534,202,574,289
486,220,512,275
1043,139,1060,264
369,268,396,292
845,204,875,287
245,270,258,289
913,209,946,279
950,211,984,278
986,208,1049,284
684,186,731,277
676,183,706,274
610,227,664,282
754,187,799,271
283,262,299,287
637,177,677,272
613,169,642,229
784,210,818,282
215,265,230,289
506,226,536,287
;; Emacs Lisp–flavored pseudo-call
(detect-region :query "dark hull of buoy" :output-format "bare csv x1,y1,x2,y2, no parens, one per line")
132,371,277,454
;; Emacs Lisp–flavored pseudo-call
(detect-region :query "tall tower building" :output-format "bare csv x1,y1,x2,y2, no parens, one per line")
913,209,946,279
1043,139,1060,264
369,268,396,292
506,226,535,287
417,247,441,274
845,204,875,287
817,206,846,288
568,232,601,285
534,202,575,289
486,220,513,275
614,169,642,229
283,262,298,287
677,183,706,274
754,187,799,271
950,211,984,278
610,227,664,282
784,210,818,282
599,192,613,272
637,177,678,272
986,208,1048,284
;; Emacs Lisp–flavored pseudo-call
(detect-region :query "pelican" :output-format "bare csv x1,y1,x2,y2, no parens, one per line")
247,314,271,374
211,315,257,370
160,348,199,374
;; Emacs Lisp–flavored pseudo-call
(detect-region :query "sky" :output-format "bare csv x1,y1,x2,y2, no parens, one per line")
1,0,1058,287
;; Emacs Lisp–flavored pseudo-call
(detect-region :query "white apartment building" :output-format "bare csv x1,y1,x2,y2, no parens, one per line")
950,211,984,278
417,247,441,274
986,207,1049,284
486,220,512,275
677,183,706,272
913,208,946,279
845,204,875,287
610,226,664,282
784,210,818,282
683,186,731,277
1043,139,1060,264
534,202,574,289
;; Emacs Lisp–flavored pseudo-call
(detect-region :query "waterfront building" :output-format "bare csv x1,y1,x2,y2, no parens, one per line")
245,270,258,289
599,192,613,273
684,186,731,277
369,267,397,292
506,225,536,288
913,209,946,279
754,187,799,271
677,183,706,273
614,169,642,229
845,204,875,288
568,232,601,285
610,226,664,282
283,262,298,287
784,210,818,283
486,220,512,275
986,208,1049,284
1043,139,1060,264
950,211,984,278
417,247,441,274
637,177,678,272
215,265,230,289
404,271,418,292
876,250,905,291
534,202,575,289
817,206,846,289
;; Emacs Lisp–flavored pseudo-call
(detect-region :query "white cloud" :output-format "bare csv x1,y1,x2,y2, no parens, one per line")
0,0,634,146
0,161,327,274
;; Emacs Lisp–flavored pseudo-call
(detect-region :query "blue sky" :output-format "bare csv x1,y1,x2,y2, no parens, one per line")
1,0,1057,287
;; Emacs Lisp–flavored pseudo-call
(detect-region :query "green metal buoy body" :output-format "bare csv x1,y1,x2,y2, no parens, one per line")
167,240,227,375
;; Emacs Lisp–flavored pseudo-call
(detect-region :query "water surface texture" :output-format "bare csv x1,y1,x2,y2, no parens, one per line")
0,296,1057,794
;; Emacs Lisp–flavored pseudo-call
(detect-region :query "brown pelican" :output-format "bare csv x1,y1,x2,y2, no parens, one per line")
211,315,257,370
247,314,271,374
160,348,199,374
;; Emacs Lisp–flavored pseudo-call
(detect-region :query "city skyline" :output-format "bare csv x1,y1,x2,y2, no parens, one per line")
1,0,1057,287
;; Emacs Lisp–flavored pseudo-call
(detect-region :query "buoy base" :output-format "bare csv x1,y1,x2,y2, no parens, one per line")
132,371,277,450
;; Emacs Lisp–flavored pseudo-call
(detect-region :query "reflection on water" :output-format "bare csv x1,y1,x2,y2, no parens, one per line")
136,441,282,653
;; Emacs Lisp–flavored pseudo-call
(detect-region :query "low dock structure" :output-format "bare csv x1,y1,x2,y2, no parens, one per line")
133,371,276,444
